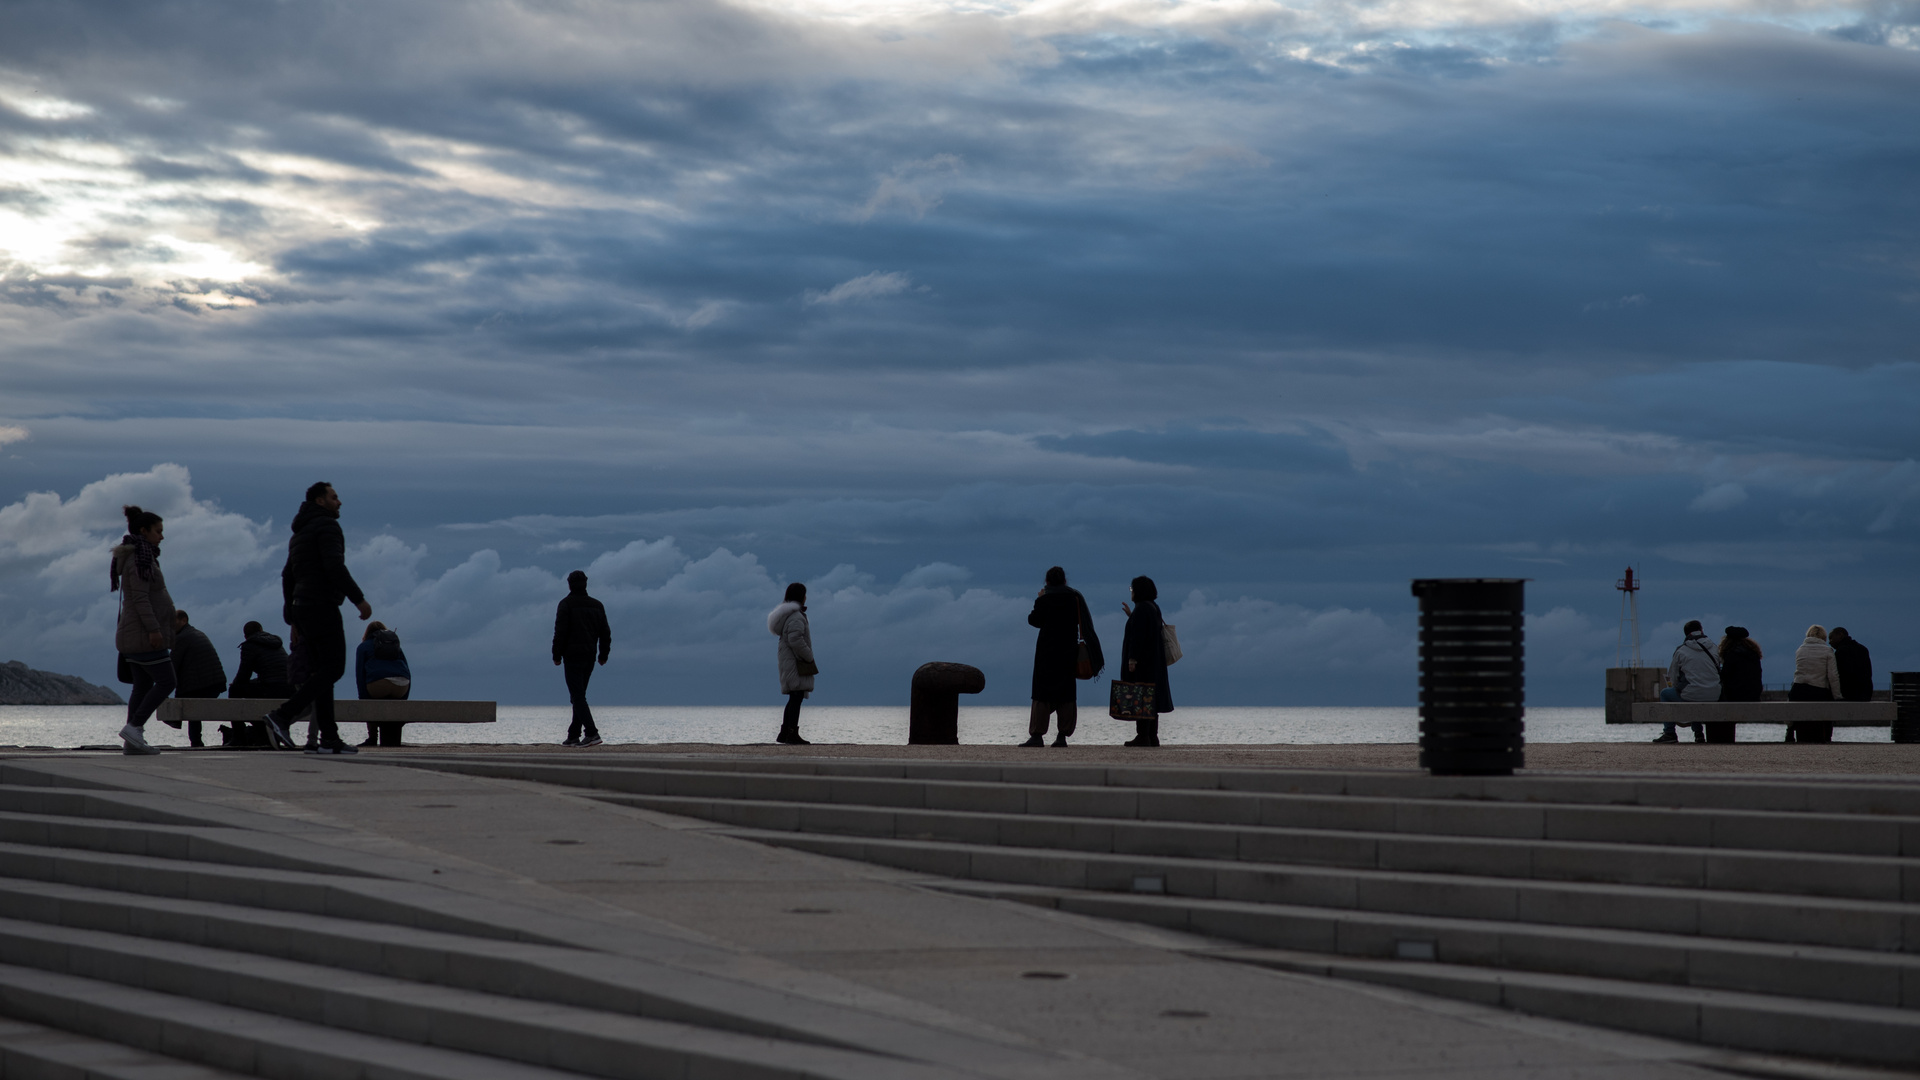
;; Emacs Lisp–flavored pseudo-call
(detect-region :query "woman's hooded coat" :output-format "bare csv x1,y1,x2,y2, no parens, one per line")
769,601,816,696
1029,585,1102,702
111,537,175,656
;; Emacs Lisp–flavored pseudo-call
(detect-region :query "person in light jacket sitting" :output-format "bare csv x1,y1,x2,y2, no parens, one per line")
1786,624,1842,744
768,582,815,745
1654,620,1718,743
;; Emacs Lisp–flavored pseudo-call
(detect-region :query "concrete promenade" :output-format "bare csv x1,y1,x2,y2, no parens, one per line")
0,745,1913,1079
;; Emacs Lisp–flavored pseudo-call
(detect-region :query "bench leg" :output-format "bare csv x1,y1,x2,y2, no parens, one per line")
378,722,404,747
1703,722,1737,744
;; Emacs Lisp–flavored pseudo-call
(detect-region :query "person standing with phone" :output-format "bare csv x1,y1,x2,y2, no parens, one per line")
769,582,816,745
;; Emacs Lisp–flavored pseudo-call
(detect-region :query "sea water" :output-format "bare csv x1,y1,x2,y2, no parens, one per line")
0,704,1883,749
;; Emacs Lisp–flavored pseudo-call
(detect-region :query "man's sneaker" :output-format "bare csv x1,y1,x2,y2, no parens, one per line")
1651,731,1678,744
1019,735,1045,747
1051,735,1069,747
775,731,810,745
561,736,580,747
120,724,161,755
323,742,359,755
577,735,602,748
262,712,295,750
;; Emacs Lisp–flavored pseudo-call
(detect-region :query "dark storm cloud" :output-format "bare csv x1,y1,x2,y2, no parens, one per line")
2,0,1917,705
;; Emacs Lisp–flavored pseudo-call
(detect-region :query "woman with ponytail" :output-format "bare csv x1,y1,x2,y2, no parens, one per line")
110,505,176,754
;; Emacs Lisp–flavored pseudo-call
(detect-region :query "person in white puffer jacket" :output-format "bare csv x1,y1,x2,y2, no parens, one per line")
1785,625,1842,744
767,582,816,745
1654,620,1719,743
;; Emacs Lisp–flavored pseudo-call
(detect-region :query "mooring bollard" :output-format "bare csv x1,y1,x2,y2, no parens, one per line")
908,662,985,745
1893,672,1920,744
1411,578,1526,776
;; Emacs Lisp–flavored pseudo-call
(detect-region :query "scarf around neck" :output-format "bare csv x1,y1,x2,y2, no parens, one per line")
110,533,158,592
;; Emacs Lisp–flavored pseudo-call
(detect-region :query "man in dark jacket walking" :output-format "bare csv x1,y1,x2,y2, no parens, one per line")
553,570,611,747
1830,628,1874,702
264,482,372,754
169,610,227,747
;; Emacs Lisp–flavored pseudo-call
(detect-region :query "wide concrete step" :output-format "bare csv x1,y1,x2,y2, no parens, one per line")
0,784,246,828
1196,945,1920,1069
0,961,604,1080
0,840,560,945
0,808,387,878
0,918,963,1080
406,754,1920,816
397,759,1920,857
918,877,1920,1012
0,874,947,1057
716,823,1920,954
0,1015,255,1080
601,791,1920,903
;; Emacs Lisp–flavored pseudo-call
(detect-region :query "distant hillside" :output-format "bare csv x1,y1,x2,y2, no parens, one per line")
0,661,125,705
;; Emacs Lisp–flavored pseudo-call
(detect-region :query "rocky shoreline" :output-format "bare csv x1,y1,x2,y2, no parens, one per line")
0,661,124,706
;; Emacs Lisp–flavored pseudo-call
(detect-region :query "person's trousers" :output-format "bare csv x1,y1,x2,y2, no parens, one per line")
276,604,347,746
563,653,599,740
780,692,804,737
1029,699,1077,738
1656,686,1703,739
126,660,176,728
1786,682,1835,743
177,684,223,746
1131,715,1160,745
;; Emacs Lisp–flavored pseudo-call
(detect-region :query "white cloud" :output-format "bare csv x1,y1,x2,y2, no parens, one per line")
806,270,915,305
1689,481,1747,512
0,426,27,446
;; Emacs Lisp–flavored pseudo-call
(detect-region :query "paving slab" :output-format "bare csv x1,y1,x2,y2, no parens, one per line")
0,751,1816,1079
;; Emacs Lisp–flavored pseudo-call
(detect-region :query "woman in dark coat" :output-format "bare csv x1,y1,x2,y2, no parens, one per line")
1023,566,1103,747
1119,575,1173,747
1718,627,1763,702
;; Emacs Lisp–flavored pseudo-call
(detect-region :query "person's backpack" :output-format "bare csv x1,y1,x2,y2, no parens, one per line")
371,630,404,662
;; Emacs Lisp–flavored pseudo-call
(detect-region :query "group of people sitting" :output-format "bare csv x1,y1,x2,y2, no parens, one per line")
158,613,413,748
1657,620,1873,744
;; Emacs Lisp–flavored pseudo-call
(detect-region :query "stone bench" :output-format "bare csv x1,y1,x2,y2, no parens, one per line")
1628,701,1895,726
158,698,495,746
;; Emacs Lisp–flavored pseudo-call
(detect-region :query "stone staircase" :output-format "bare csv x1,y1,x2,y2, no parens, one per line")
395,755,1920,1069
0,759,1078,1080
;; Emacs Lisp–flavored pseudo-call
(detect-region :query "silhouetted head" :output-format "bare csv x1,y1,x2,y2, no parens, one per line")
568,570,588,592
122,504,162,540
1131,575,1157,602
1806,624,1827,641
243,621,263,637
363,620,387,641
173,610,190,628
305,481,334,505
1829,627,1850,644
1683,619,1703,635
784,582,807,604
1045,566,1066,587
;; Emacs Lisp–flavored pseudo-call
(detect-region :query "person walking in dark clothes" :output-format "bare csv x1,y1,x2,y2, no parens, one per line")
110,505,175,755
1830,628,1874,703
553,570,611,747
169,610,227,747
229,621,292,699
1023,566,1103,747
263,483,372,755
1119,575,1174,747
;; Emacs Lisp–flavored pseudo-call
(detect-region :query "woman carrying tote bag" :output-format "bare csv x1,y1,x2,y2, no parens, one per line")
1116,575,1174,747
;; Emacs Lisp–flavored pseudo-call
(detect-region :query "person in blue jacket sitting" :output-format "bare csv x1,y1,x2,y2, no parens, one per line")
355,620,412,746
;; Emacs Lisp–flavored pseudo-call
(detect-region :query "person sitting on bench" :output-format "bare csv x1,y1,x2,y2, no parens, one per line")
1655,620,1719,743
1787,625,1842,743
356,621,412,747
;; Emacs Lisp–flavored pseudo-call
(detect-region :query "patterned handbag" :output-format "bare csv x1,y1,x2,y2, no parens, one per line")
1109,679,1157,721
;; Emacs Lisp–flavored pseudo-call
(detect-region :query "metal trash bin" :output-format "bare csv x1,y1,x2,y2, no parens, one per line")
1893,672,1920,744
1412,578,1526,776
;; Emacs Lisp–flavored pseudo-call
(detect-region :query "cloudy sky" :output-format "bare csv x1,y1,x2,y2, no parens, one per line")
2,0,1916,710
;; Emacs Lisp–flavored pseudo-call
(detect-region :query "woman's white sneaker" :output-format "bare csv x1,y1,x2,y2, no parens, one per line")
119,724,161,755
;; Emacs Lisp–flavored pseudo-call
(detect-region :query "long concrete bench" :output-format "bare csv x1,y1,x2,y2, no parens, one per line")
1629,701,1895,726
156,699,494,746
